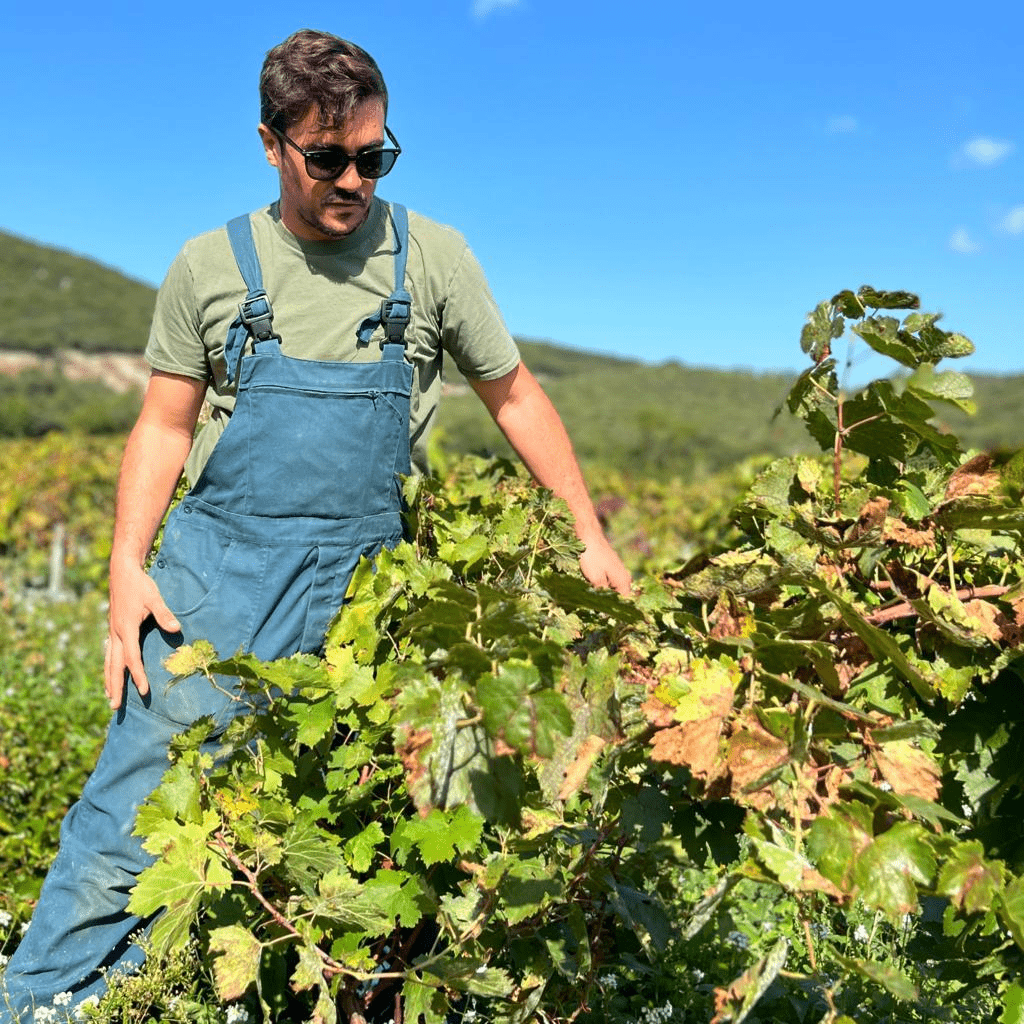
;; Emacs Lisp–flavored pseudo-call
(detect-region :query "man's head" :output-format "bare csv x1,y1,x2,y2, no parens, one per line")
257,30,396,241
259,29,387,135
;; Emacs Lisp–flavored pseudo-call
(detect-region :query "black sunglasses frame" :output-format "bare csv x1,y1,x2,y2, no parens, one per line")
272,125,401,181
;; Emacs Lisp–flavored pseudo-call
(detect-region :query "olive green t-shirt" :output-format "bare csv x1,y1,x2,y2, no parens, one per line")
145,198,521,483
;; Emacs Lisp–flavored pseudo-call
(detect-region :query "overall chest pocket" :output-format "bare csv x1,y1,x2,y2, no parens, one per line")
241,383,409,518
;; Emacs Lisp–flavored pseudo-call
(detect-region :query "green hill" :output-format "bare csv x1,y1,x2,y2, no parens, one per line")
0,229,155,353
1,230,1020,474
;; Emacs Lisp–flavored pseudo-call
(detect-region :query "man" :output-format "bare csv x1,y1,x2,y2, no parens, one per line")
0,29,629,1021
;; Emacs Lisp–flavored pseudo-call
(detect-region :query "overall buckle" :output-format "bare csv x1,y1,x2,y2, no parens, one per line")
380,296,411,345
238,291,276,341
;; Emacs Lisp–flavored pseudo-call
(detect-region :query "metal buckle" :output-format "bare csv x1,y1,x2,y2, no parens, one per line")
238,291,275,340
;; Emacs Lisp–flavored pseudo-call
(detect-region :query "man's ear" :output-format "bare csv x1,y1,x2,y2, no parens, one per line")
257,124,281,169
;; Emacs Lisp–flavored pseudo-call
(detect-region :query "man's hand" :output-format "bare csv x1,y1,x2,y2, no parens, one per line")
470,364,634,599
579,535,633,596
105,561,181,710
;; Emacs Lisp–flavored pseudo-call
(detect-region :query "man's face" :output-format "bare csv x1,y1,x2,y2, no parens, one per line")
259,97,385,241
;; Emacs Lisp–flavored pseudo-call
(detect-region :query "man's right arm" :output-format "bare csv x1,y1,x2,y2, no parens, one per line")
105,370,207,710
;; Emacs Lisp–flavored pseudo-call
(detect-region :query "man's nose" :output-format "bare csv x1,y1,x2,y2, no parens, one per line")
334,160,364,190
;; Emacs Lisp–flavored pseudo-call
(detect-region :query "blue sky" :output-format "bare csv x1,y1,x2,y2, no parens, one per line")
3,1,1021,383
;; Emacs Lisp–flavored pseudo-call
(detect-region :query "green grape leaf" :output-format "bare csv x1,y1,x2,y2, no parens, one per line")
1001,980,1024,1024
800,301,844,360
128,814,234,954
401,977,448,1024
807,802,874,893
364,869,429,928
905,364,976,414
477,661,573,758
999,875,1024,950
856,286,920,311
343,822,386,874
163,638,217,678
852,316,922,368
855,822,935,920
830,952,918,1001
937,840,1005,915
538,571,643,623
209,925,262,1001
391,806,484,867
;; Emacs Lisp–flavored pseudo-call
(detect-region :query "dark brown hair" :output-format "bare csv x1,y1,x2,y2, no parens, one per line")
259,29,388,132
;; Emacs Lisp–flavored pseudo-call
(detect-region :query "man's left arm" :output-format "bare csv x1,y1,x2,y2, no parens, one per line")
470,362,632,595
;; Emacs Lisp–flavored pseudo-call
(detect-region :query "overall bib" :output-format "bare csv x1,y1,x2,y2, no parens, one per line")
1,205,414,1021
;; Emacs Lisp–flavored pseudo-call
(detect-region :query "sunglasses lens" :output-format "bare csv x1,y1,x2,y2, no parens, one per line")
306,151,350,180
303,147,398,180
356,149,398,179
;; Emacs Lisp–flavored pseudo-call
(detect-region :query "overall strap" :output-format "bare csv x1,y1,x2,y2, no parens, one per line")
224,214,279,385
356,202,412,359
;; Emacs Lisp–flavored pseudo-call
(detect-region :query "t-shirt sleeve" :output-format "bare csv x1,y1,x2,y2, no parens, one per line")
440,244,521,381
144,247,212,382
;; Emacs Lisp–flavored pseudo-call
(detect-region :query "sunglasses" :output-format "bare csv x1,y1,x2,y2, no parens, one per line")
272,125,401,180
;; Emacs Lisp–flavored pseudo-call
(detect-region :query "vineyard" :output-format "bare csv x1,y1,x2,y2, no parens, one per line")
2,289,1024,1024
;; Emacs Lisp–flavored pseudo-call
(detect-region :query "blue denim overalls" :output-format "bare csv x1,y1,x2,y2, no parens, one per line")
0,204,414,1021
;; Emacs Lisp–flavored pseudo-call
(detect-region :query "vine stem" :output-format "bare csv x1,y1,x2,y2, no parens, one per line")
865,584,1011,625
524,506,552,590
833,394,843,508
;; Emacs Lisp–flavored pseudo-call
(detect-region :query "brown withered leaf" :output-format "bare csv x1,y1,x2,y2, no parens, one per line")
641,695,676,729
961,600,1004,644
872,741,940,803
801,866,845,900
727,715,790,809
557,735,607,801
847,497,891,544
816,558,844,588
882,518,936,549
834,635,872,691
649,719,727,781
944,453,998,499
708,591,754,641
998,599,1024,645
397,728,433,805
820,764,852,810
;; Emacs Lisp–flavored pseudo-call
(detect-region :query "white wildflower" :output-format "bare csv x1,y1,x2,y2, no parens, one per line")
639,1001,675,1024
225,1005,251,1024
0,910,12,929
19,922,30,936
53,992,72,1007
73,995,99,1021
853,923,870,943
32,1008,57,1024
0,954,8,968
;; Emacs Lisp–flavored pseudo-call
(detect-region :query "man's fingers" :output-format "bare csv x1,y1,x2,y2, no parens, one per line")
104,635,127,710
104,621,154,709
150,601,181,636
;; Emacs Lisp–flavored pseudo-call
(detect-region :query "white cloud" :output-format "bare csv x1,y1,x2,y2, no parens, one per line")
472,0,521,18
949,227,981,254
826,115,858,134
1000,206,1024,235
960,137,1014,166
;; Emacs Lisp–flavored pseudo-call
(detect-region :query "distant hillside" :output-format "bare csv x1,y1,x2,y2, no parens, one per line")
1,230,1020,473
440,343,1023,478
0,229,155,352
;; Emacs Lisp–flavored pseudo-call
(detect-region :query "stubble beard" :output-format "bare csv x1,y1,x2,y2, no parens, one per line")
301,191,371,240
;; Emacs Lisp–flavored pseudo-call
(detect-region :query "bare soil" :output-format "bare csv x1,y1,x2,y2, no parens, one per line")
0,350,149,394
